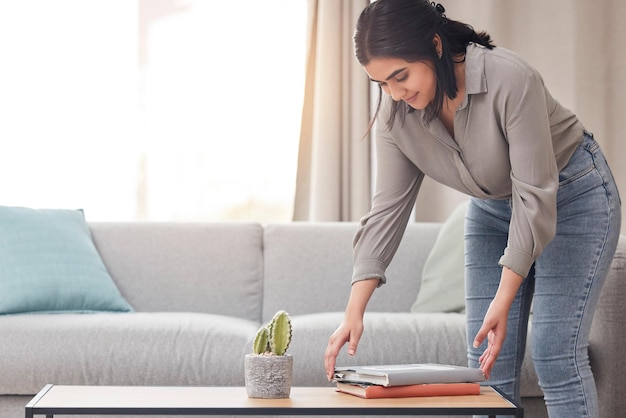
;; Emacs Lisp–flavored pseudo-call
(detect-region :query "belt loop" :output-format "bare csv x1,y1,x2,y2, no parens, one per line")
582,131,599,152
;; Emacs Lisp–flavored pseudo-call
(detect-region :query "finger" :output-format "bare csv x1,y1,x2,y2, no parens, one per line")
324,331,348,380
324,341,340,380
477,351,492,380
325,357,336,381
473,325,488,349
348,331,361,356
479,346,489,364
479,331,499,378
480,367,491,380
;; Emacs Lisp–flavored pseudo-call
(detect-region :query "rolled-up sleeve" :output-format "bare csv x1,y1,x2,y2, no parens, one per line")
499,68,559,278
352,116,424,286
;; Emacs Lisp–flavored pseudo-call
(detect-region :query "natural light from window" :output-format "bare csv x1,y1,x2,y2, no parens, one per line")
0,0,306,222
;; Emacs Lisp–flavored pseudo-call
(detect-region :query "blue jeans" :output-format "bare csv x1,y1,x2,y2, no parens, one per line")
465,133,621,418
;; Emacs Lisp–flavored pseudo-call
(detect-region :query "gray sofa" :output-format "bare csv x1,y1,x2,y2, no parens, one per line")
1,221,624,418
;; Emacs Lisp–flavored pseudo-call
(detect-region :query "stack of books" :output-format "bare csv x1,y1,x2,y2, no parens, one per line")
333,363,485,399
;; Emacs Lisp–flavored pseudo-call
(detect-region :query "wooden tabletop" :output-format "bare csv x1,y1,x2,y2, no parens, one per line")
27,385,522,417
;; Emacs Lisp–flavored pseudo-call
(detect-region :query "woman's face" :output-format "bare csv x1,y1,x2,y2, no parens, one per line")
364,57,437,110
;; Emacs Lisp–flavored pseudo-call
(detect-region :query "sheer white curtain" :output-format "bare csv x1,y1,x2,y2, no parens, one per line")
0,0,139,220
0,0,306,222
293,0,371,221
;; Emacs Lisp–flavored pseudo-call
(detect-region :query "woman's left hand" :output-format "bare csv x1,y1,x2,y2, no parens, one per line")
472,267,524,379
472,298,509,379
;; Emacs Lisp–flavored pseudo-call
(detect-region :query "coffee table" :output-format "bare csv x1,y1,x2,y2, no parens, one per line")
25,384,523,417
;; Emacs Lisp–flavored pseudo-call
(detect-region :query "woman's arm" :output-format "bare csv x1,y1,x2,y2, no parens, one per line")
499,66,559,278
472,266,524,378
352,116,424,286
324,278,380,380
325,104,424,380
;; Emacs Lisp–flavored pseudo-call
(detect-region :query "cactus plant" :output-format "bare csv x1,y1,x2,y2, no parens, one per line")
252,310,292,355
246,310,294,398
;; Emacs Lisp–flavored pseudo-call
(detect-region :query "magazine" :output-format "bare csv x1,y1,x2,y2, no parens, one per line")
333,363,485,387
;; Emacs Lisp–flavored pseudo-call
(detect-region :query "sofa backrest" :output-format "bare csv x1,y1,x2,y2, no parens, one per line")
89,221,441,324
262,222,441,323
90,222,264,322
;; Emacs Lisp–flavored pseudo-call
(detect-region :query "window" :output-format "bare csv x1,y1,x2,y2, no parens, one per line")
0,0,307,222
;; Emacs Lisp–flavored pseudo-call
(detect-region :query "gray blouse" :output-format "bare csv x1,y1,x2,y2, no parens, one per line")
353,42,584,285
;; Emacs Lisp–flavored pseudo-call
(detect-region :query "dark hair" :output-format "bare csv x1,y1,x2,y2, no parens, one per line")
355,0,494,128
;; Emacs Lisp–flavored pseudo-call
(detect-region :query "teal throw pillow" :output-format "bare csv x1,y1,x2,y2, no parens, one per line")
411,201,468,313
0,206,133,314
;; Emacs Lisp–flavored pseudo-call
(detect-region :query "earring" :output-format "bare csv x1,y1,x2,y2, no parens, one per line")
438,51,442,59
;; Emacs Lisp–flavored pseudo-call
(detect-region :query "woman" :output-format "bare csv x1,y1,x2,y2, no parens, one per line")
323,0,622,416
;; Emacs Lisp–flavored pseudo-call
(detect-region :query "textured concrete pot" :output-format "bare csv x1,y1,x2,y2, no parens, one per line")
244,354,293,398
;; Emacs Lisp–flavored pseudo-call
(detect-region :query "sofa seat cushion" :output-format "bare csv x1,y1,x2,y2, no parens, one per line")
0,312,259,395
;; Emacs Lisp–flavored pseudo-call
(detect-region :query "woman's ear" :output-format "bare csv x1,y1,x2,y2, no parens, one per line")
433,34,442,57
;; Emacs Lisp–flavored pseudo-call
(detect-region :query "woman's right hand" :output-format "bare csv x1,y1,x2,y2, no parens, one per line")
324,317,364,381
323,278,379,381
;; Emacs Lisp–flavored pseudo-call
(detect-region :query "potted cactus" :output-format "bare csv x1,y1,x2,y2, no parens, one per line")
245,310,293,399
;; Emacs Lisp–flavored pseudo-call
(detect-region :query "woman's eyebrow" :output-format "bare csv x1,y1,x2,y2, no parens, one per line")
369,67,407,83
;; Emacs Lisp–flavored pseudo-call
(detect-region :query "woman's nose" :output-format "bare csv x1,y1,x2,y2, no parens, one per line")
388,84,405,102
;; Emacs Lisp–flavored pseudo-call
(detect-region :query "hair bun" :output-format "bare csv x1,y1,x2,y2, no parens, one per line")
430,2,447,24
432,2,445,14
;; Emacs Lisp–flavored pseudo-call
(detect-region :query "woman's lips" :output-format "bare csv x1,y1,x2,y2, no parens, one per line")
404,92,418,104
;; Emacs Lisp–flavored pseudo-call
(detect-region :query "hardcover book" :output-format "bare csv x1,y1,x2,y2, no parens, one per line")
333,363,486,387
335,381,481,399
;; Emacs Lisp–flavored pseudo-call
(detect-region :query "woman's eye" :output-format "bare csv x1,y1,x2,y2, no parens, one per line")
396,74,408,82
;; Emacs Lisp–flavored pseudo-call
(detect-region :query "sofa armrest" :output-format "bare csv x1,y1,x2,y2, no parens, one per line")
589,235,626,418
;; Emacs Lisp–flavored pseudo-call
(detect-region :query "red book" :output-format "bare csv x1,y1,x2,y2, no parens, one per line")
335,381,481,399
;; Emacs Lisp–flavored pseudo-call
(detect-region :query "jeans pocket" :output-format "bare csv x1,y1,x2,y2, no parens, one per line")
557,144,605,208
558,138,597,186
